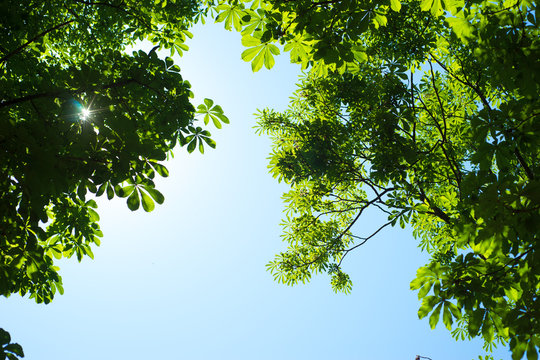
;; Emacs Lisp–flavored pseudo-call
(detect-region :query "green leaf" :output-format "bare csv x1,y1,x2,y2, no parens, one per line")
448,302,461,319
418,281,434,299
5,344,24,357
420,0,433,11
140,189,155,212
104,184,113,199
241,46,262,62
512,340,527,360
481,318,494,343
203,137,217,149
446,16,474,42
187,139,196,153
252,47,265,71
146,187,165,204
442,302,453,330
127,189,140,211
468,308,485,335
211,114,222,129
84,244,94,260
390,0,402,12
241,35,261,47
199,140,205,154
115,185,134,198
0,329,11,345
418,296,437,319
527,341,538,360
26,259,39,280
430,0,442,16
7,353,20,360
264,47,275,69
212,105,224,113
204,98,214,108
217,113,230,124
96,183,107,196
268,44,280,55
56,282,64,295
504,286,521,302
151,162,169,177
429,303,442,329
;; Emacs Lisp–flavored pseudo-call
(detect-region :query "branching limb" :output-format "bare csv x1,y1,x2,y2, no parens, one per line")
0,19,75,64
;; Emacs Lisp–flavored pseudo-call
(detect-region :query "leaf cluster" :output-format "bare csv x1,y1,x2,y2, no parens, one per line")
219,0,540,357
0,0,227,310
0,328,24,360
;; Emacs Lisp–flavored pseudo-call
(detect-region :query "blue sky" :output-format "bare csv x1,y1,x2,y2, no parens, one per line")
1,21,511,360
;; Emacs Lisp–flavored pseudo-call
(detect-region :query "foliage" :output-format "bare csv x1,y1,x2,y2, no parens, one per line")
0,328,24,360
211,0,540,358
0,0,230,312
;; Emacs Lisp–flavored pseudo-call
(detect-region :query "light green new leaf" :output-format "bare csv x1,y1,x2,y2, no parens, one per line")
429,303,442,329
504,286,522,302
211,115,222,129
242,39,280,71
442,302,453,330
420,0,434,11
417,280,434,299
26,260,39,281
418,296,438,318
215,3,245,31
140,189,155,212
241,35,262,47
251,48,266,71
448,302,461,319
446,16,474,42
204,98,214,108
390,0,402,12
430,0,443,16
241,45,262,61
264,47,276,69
197,99,229,129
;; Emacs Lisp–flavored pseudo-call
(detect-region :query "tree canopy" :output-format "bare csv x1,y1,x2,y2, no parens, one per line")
210,0,539,358
1,0,539,358
0,0,228,352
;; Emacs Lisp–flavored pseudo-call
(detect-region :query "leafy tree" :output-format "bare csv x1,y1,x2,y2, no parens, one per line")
1,0,228,351
211,0,539,358
0,329,24,360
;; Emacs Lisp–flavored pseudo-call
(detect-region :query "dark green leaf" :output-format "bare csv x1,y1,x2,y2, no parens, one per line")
127,189,140,211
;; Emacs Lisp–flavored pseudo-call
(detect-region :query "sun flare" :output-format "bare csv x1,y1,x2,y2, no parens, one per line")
80,108,91,120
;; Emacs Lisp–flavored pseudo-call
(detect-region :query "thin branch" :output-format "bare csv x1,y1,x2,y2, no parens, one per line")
428,60,447,141
0,79,136,109
0,19,75,64
514,147,534,180
430,53,490,110
418,186,452,224
337,219,394,266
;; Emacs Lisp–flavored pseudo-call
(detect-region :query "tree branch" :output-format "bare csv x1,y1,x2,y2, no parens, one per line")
0,19,75,64
0,79,136,109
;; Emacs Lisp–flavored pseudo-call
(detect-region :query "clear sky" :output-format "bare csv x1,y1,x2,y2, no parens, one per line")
1,21,511,360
